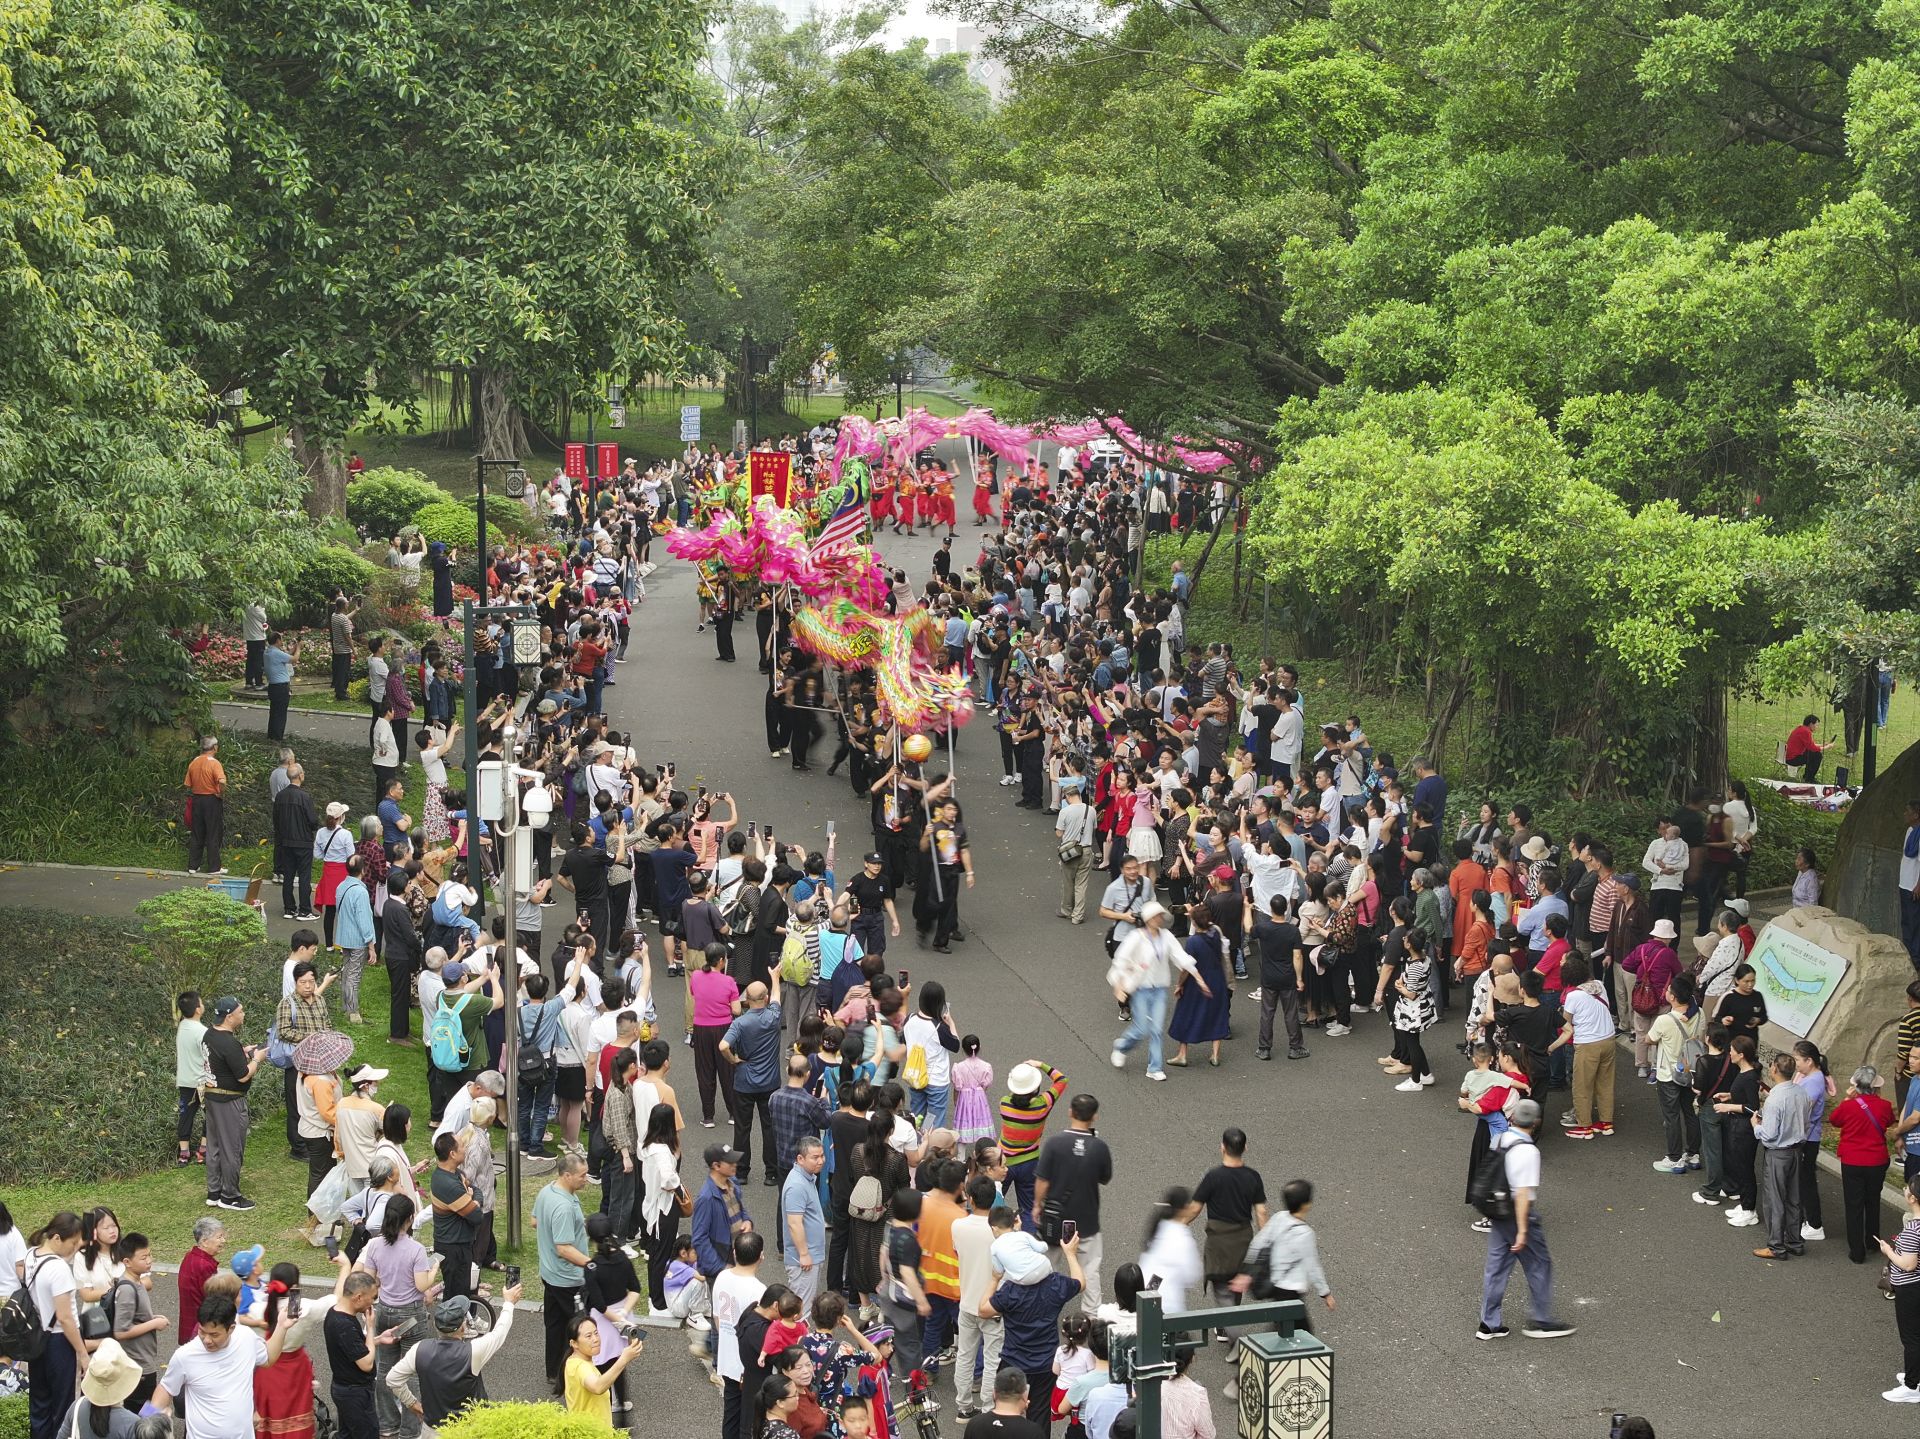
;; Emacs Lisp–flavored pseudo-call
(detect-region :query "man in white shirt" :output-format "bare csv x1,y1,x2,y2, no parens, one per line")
435,1070,506,1141
712,1232,767,1439
155,1294,284,1439
1474,1100,1573,1340
1270,696,1303,786
1640,819,1689,931
952,1176,1005,1418
1560,957,1617,1139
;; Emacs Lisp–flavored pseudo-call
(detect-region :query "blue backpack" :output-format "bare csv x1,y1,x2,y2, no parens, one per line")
429,993,473,1073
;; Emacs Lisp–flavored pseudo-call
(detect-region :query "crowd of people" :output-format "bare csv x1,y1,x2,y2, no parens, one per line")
8,419,1915,1439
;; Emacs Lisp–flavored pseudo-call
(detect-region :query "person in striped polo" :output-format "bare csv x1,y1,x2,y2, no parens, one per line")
999,1061,1068,1233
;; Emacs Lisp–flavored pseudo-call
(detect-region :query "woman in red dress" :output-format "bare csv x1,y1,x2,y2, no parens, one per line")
972,458,996,524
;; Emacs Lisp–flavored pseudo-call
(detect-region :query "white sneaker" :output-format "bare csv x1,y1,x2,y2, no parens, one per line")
1244,988,1262,1003
1652,1158,1687,1174
1420,1074,1437,1086
1726,1209,1760,1228
999,775,1019,788
1560,1111,1576,1126
1394,1078,1423,1092
1801,1224,1826,1242
1146,1070,1168,1082
1884,1386,1920,1404
1110,1048,1126,1069
1635,1065,1648,1078
1323,1023,1352,1037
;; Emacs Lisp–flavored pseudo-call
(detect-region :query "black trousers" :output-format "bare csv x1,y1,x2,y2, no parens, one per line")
331,1382,378,1439
281,846,313,916
1798,1139,1825,1229
1841,1160,1889,1262
645,1208,680,1310
245,639,266,688
715,612,736,661
188,794,224,872
731,1088,776,1181
284,1063,305,1154
267,682,291,739
332,653,352,701
1017,740,1043,804
438,1240,474,1303
388,948,415,1040
543,1284,583,1387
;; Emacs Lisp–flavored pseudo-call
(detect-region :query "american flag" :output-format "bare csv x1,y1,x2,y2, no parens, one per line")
812,491,869,556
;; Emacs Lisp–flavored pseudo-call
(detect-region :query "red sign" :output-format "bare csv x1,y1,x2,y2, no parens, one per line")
563,443,586,480
748,451,793,509
596,443,620,480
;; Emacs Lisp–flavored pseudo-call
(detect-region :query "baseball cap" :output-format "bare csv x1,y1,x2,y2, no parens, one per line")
863,852,884,866
704,1144,745,1167
230,1244,264,1279
1210,864,1234,884
433,1296,472,1332
443,961,468,985
210,996,242,1023
325,801,350,819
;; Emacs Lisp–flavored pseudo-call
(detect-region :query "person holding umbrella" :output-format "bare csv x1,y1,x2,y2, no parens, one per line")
294,1030,354,1222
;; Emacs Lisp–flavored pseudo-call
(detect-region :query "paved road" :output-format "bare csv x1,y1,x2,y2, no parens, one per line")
43,512,1912,1436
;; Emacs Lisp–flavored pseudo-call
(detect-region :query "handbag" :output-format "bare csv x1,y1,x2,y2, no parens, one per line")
674,1186,694,1219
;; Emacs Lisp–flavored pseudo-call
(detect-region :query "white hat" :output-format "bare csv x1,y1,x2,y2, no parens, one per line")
81,1340,142,1408
1140,901,1170,924
325,801,350,819
349,1065,389,1085
1726,897,1750,918
1007,1063,1044,1097
1651,919,1679,940
1520,836,1552,862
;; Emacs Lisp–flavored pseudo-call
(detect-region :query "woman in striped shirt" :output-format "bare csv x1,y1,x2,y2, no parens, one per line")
1876,1175,1920,1405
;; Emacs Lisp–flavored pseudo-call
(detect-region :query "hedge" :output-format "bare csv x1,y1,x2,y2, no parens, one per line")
348,468,449,537
286,546,377,628
0,1394,26,1439
440,1402,616,1439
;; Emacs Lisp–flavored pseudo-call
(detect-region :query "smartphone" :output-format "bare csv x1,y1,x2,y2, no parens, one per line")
504,1264,521,1288
897,967,910,988
826,820,836,839
747,822,756,838
1060,1219,1078,1245
324,1235,340,1261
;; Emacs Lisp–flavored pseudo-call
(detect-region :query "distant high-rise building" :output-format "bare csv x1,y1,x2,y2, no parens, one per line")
954,24,1007,100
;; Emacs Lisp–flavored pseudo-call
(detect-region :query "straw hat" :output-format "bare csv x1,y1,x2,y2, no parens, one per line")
80,1340,142,1408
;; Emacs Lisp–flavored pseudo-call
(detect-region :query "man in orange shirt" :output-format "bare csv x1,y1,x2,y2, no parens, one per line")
1447,837,1488,960
185,734,228,874
916,1156,967,1380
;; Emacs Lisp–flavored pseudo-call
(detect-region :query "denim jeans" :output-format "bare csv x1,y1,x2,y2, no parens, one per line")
518,1074,555,1155
1115,984,1169,1074
1481,1211,1554,1327
909,1083,952,1131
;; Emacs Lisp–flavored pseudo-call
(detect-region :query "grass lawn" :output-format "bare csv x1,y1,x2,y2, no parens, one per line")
0,726,441,871
306,384,971,497
4,950,562,1301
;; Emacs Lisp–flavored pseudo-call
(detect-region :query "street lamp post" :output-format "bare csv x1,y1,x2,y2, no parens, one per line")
471,455,527,608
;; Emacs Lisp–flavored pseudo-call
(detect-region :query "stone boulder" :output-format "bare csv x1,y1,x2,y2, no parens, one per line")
1755,905,1913,1080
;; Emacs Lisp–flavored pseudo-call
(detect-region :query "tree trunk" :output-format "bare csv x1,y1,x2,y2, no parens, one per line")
474,363,527,459
444,365,469,444
1421,664,1472,773
291,421,347,518
1692,680,1730,799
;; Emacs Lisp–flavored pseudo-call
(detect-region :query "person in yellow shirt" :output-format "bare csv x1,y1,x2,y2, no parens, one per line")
563,1314,642,1429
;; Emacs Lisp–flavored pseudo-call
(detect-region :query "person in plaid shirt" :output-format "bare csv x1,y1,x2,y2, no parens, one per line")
274,957,333,1161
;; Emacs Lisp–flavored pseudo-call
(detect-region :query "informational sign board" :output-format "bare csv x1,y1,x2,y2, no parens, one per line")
679,404,702,442
596,443,620,481
563,443,587,480
1748,923,1850,1036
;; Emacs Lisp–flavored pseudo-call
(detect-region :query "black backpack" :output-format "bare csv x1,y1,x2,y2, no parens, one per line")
0,1257,54,1361
1468,1137,1534,1221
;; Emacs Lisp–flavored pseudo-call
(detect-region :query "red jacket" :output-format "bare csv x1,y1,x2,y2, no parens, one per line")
1829,1092,1897,1166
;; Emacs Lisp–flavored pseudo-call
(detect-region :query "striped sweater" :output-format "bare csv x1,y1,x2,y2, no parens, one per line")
999,1063,1067,1168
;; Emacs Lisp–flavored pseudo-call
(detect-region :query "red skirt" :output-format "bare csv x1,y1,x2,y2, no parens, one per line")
316,860,348,908
254,1350,316,1439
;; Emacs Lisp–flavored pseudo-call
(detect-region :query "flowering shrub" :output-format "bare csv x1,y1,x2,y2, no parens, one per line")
191,633,249,680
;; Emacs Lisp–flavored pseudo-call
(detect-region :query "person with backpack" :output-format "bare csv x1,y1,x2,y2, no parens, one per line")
427,960,497,1126
12,1211,86,1439
1470,1099,1575,1340
1646,973,1706,1175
